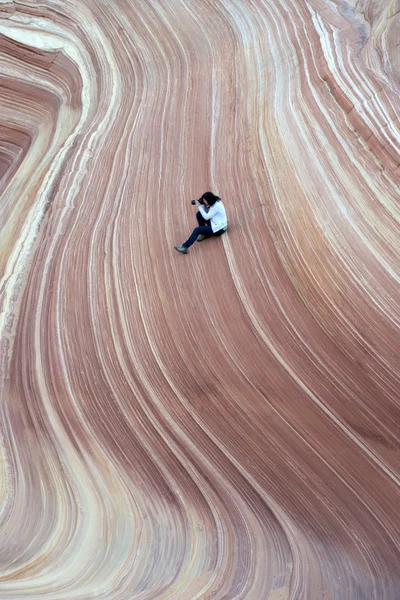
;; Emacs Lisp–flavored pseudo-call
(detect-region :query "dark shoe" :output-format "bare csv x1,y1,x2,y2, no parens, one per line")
197,235,206,242
174,245,188,254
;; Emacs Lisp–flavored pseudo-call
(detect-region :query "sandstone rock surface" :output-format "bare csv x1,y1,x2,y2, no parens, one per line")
1,1,400,598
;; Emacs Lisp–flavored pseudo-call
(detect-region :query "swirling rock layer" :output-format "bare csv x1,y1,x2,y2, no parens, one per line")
1,1,400,598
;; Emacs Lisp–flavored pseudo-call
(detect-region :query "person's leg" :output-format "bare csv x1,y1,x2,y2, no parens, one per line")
197,227,227,242
183,225,213,248
175,226,225,253
196,211,209,227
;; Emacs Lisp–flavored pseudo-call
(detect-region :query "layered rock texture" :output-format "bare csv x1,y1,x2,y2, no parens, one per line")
1,1,400,598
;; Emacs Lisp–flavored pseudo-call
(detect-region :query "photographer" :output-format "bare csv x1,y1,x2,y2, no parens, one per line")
174,192,228,254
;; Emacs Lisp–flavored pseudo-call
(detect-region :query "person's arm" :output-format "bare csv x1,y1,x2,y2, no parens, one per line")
198,202,218,220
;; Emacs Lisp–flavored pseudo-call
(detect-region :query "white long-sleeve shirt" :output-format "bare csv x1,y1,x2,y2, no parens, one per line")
198,200,227,233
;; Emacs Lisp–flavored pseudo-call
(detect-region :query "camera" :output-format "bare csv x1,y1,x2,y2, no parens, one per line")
191,198,204,205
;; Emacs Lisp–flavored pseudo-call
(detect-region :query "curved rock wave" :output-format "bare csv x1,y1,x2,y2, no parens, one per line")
0,1,400,598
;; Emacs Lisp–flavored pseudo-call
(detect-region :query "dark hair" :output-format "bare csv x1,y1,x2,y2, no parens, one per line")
201,191,220,206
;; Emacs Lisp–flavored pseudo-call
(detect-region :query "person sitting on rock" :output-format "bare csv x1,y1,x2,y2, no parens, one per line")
174,191,228,254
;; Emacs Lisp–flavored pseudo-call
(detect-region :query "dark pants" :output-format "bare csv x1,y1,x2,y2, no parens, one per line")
183,211,226,248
